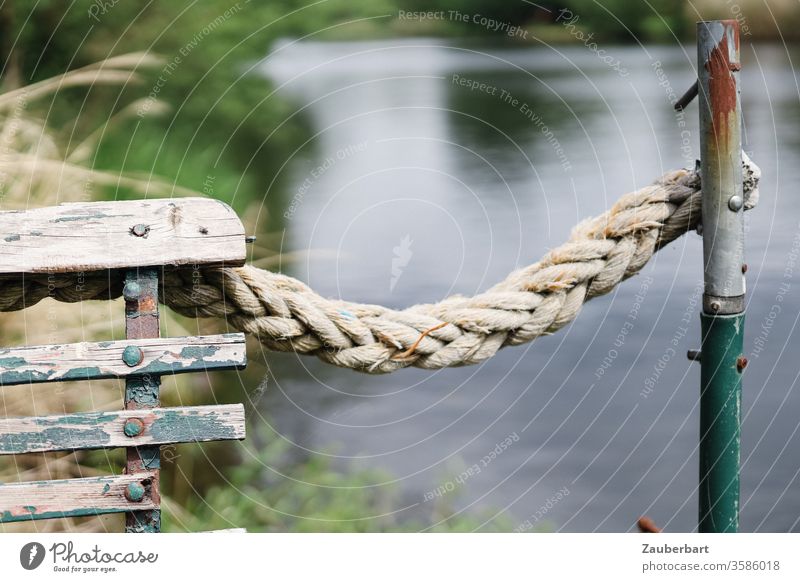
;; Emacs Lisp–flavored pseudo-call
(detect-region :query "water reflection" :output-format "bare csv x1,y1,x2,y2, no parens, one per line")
253,39,800,532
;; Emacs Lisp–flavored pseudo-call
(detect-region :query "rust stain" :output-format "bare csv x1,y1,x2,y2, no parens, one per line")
704,32,737,143
139,295,157,313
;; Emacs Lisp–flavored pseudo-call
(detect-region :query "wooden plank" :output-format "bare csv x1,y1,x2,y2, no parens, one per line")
0,404,246,454
0,197,246,274
0,333,246,386
0,472,158,523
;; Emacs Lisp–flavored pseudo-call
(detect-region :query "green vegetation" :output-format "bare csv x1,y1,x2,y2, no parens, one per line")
0,0,795,533
163,439,516,532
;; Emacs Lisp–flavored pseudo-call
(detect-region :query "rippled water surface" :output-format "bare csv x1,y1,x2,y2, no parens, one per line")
252,39,800,532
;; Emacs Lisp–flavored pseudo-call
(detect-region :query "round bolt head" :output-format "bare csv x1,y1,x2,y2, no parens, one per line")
122,345,144,367
122,281,141,302
737,356,749,372
123,418,145,437
710,301,721,312
131,224,150,237
728,195,743,212
124,482,146,503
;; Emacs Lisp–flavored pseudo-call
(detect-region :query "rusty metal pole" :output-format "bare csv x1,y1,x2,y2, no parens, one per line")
123,267,161,532
697,20,744,533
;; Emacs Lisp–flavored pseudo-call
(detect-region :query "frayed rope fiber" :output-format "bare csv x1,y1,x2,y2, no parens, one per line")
0,156,760,374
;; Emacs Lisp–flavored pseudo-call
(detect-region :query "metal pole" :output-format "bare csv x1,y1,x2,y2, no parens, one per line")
123,267,162,532
697,20,744,533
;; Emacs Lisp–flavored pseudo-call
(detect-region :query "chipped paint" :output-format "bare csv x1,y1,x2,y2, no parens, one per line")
53,212,115,223
179,345,220,359
0,335,244,386
0,425,111,454
1,506,138,523
0,405,243,454
125,377,160,407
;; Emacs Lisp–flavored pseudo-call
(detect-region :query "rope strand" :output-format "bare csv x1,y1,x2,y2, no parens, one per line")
0,156,761,374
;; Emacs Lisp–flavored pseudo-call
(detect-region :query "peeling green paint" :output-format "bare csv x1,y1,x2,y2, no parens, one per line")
0,357,29,369
126,510,161,533
179,345,220,359
33,411,118,427
1,506,136,523
0,425,111,454
138,447,160,470
0,344,243,387
52,211,126,223
0,364,106,386
0,369,51,385
125,377,159,407
149,410,239,442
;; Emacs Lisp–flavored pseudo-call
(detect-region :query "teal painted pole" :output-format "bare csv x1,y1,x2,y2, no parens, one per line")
697,20,745,532
699,313,744,532
123,268,162,533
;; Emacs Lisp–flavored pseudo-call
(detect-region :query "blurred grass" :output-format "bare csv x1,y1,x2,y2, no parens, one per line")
0,52,511,533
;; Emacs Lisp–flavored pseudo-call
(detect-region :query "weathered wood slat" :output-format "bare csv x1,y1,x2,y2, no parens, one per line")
0,333,246,386
0,404,246,454
0,472,158,522
0,198,246,274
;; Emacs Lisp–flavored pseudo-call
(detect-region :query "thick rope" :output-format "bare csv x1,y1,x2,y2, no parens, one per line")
0,156,761,373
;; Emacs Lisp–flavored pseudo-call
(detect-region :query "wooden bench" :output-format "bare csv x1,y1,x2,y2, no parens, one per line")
0,198,248,532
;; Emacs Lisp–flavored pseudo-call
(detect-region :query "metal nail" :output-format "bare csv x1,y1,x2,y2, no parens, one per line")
124,482,146,503
123,418,145,437
131,224,150,237
122,282,141,302
122,346,144,367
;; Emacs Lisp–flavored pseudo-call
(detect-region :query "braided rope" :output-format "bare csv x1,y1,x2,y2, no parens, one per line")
0,157,760,373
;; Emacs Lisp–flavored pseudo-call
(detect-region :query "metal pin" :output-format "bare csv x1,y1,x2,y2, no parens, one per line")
245,235,257,244
687,349,702,362
124,482,146,503
131,224,150,237
122,282,141,302
122,346,144,367
123,418,145,438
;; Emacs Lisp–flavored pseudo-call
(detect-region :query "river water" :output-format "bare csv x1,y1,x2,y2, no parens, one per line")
253,38,800,532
